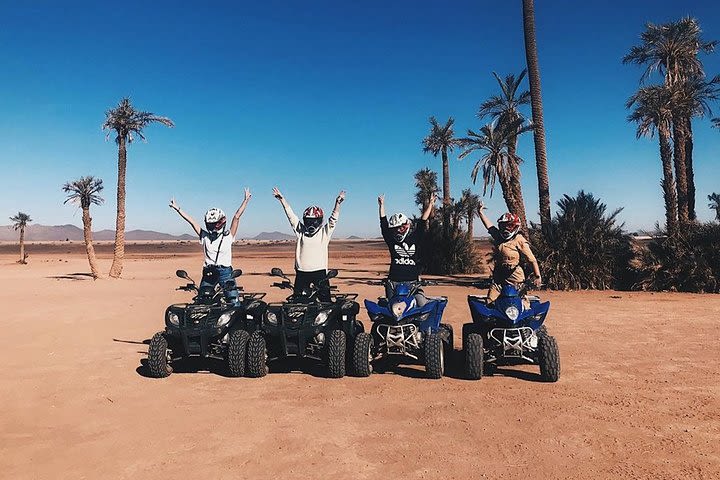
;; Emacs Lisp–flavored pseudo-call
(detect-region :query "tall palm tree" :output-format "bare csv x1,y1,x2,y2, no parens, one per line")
713,118,720,129
62,176,104,279
102,98,174,278
459,119,531,234
414,168,439,215
521,0,552,232
709,193,720,221
477,70,532,231
422,116,461,232
626,85,678,236
460,188,482,238
624,17,717,223
10,212,31,264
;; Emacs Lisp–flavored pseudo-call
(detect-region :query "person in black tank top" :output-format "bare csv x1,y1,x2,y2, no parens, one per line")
378,193,436,300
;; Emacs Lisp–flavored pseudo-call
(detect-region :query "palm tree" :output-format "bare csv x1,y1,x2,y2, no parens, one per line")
627,85,678,236
10,212,31,264
422,116,462,232
713,118,720,129
62,176,104,279
459,119,531,234
708,193,720,221
624,17,717,223
709,193,720,221
102,98,174,278
521,0,552,232
460,188,482,238
414,168,439,215
477,70,533,232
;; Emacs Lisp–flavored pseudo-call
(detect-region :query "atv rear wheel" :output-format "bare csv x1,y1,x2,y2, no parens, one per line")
464,333,484,380
424,332,444,379
227,329,250,377
246,331,268,378
352,332,373,377
326,329,346,378
148,332,172,378
537,331,560,382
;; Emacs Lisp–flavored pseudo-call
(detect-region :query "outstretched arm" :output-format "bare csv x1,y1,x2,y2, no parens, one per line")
478,201,493,230
229,188,252,238
378,194,385,218
327,190,345,229
169,198,202,237
420,192,437,221
272,187,300,231
519,239,542,287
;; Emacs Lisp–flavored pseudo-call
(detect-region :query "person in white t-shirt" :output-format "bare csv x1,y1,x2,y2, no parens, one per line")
272,187,344,302
169,188,252,302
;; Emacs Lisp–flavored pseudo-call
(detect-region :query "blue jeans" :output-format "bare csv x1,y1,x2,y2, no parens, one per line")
200,265,239,303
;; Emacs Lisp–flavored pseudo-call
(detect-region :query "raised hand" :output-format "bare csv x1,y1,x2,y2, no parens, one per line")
272,187,283,200
244,188,252,202
336,190,346,204
378,194,385,206
478,200,486,212
430,191,438,204
169,197,179,210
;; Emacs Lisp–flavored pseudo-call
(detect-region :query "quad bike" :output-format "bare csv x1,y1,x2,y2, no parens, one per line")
463,278,560,382
146,268,267,378
354,280,452,379
244,268,364,378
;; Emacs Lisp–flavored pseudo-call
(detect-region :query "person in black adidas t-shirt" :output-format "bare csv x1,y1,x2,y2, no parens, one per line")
378,193,436,301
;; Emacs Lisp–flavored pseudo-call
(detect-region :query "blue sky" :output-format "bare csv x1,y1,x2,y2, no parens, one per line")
1,0,719,237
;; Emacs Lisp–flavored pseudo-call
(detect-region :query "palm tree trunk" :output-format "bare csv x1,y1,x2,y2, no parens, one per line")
82,207,101,279
507,138,529,236
659,127,678,236
109,137,127,278
467,213,474,238
522,0,551,233
19,226,26,264
441,148,451,235
672,121,690,225
684,116,696,221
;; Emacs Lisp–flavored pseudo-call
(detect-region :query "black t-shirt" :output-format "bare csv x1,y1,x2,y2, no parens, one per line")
381,216,426,281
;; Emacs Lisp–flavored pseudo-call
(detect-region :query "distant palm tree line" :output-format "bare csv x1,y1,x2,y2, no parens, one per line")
625,17,719,235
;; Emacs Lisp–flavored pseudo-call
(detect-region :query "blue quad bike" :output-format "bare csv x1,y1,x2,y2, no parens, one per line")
353,280,452,379
244,268,364,379
147,268,267,378
463,280,560,382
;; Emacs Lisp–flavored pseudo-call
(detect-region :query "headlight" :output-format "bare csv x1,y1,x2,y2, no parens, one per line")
313,310,330,326
216,312,233,327
505,305,520,321
391,302,406,319
167,312,180,326
266,311,278,325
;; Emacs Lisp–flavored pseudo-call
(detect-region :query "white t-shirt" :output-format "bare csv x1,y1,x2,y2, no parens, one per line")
200,230,234,267
284,206,337,272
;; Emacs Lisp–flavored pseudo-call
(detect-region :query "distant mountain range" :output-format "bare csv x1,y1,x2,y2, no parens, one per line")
251,231,295,241
0,224,195,242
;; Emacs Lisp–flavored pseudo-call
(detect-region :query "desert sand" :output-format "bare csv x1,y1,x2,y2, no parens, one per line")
1,240,719,479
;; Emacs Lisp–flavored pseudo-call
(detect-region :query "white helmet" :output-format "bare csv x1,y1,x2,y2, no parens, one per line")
204,208,226,232
388,213,411,242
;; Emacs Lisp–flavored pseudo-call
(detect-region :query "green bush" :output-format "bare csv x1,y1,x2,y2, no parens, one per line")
632,222,720,293
420,217,481,275
529,191,633,290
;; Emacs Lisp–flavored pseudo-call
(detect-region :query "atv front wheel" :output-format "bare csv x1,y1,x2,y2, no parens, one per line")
424,332,444,379
440,323,454,375
464,333,484,380
352,332,373,377
246,331,268,378
227,329,250,377
148,332,172,378
537,332,560,382
326,329,346,378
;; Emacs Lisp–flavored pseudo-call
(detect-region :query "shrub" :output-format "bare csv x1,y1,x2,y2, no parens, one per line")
420,217,481,275
632,222,720,293
529,191,633,290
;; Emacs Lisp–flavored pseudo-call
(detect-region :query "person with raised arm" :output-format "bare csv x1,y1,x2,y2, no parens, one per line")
477,202,541,304
378,192,436,303
272,187,345,302
169,187,252,302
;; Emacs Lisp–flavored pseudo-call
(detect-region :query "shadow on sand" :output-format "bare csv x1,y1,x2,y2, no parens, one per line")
47,272,95,281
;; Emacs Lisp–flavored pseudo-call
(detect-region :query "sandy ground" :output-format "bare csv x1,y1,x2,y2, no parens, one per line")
1,241,719,480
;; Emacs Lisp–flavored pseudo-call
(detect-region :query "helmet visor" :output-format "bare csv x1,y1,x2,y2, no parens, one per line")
391,222,411,241
304,217,323,234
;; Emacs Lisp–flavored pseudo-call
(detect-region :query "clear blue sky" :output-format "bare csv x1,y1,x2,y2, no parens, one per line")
1,0,719,237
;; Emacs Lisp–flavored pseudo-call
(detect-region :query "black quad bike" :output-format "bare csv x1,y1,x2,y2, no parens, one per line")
244,268,364,379
146,269,267,378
